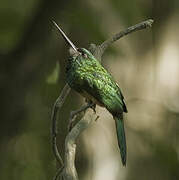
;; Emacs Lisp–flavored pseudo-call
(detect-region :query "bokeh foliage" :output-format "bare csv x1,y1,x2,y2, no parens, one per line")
0,0,178,179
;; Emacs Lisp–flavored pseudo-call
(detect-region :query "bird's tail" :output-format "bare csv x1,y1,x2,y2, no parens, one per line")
114,115,127,166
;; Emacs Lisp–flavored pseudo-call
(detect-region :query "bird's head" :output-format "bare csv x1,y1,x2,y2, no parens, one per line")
52,21,94,59
77,48,94,59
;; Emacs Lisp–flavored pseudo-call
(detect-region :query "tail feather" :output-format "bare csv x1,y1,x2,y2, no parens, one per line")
114,115,127,166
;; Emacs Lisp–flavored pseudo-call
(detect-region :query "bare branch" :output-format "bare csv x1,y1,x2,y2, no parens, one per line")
51,84,71,166
62,108,97,180
89,19,154,60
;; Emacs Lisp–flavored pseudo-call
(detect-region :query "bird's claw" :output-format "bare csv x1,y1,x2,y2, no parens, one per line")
90,103,96,113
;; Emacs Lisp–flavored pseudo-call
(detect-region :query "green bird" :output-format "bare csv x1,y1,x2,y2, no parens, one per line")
53,21,128,166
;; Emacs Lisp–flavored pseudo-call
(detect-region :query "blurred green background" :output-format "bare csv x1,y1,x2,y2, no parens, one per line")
0,0,178,179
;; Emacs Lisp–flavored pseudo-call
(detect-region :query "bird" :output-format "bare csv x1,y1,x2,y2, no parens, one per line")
53,21,128,166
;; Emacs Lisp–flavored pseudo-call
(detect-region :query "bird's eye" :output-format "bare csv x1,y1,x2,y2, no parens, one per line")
81,51,87,58
83,53,88,58
78,49,88,58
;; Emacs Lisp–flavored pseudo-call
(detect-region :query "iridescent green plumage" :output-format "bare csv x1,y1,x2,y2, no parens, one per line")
52,21,127,166
66,48,127,166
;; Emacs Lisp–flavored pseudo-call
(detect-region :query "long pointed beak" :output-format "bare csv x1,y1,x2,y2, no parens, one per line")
52,20,78,52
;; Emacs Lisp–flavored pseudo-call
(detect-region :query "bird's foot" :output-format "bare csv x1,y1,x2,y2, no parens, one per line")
89,103,96,113
68,102,96,132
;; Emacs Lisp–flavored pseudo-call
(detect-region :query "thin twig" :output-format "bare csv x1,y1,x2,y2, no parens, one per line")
89,19,154,60
53,166,64,180
99,19,153,55
51,84,71,166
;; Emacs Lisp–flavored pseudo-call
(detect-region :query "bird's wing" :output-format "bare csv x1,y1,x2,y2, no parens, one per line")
80,65,127,114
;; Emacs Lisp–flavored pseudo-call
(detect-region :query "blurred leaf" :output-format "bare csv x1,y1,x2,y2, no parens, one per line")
46,61,60,84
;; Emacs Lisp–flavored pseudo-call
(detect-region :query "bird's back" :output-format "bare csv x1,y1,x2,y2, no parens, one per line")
66,50,127,115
